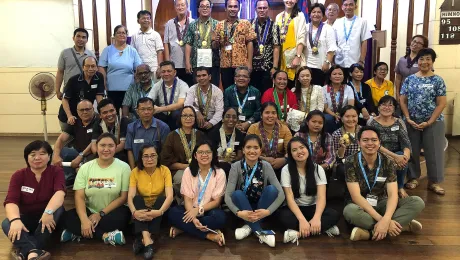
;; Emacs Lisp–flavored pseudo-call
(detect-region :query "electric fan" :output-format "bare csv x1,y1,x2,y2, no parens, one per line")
29,72,56,141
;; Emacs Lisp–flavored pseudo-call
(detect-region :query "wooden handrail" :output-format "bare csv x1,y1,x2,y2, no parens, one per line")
406,0,414,54
423,0,430,37
121,0,127,27
78,0,84,28
390,0,399,82
376,0,382,61
106,0,112,46
92,0,100,58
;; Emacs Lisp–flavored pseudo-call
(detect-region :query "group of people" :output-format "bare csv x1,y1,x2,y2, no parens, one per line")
3,0,447,259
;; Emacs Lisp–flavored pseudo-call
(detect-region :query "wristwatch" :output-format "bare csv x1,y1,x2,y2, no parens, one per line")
296,54,301,58
78,152,84,157
44,209,54,215
99,210,106,217
359,60,365,65
325,60,331,65
246,120,252,125
198,206,204,216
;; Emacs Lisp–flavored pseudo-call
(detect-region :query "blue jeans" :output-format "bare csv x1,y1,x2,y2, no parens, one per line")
324,114,341,134
167,206,226,239
60,147,79,184
395,151,408,189
2,207,65,256
231,185,278,232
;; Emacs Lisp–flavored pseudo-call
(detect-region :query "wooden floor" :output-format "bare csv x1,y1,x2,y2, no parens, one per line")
0,136,459,260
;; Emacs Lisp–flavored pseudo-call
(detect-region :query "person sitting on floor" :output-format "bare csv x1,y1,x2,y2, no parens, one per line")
343,126,425,241
3,140,66,260
61,133,132,246
52,99,98,186
168,140,227,246
128,144,173,260
91,98,130,163
279,137,340,246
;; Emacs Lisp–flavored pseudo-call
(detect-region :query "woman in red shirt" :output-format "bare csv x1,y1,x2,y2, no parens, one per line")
3,140,66,260
261,70,298,121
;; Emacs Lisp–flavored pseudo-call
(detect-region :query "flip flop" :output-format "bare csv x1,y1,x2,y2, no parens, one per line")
216,230,225,246
428,183,445,195
405,179,419,190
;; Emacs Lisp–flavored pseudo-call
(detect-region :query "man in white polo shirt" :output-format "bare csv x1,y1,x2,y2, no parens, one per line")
333,0,373,75
131,10,164,83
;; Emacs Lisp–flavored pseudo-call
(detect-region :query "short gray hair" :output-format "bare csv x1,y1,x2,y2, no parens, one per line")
174,0,188,7
234,66,250,77
327,3,339,11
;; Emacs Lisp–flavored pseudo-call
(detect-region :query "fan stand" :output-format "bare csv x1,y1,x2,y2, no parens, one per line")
41,100,48,142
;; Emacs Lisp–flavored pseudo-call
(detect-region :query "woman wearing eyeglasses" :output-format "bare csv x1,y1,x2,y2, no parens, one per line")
99,25,142,112
365,62,394,108
168,140,227,246
162,106,207,202
128,144,173,260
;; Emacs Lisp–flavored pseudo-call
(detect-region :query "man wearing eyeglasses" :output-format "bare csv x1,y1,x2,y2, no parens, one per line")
223,66,261,132
57,56,104,131
184,0,220,86
53,99,99,187
122,64,154,119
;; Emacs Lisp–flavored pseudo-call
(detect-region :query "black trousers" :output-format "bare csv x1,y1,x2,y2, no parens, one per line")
64,206,131,240
107,91,126,114
176,68,194,87
1,207,65,256
250,70,273,95
133,195,165,235
278,205,340,232
154,110,181,131
311,68,326,86
221,68,236,90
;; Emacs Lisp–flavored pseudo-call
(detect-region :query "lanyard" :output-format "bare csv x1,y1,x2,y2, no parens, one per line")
358,152,381,193
243,161,258,193
174,16,189,41
343,16,357,43
308,22,324,48
162,78,177,106
307,135,314,154
234,87,250,112
335,92,341,104
348,82,362,101
197,168,213,206
255,19,271,45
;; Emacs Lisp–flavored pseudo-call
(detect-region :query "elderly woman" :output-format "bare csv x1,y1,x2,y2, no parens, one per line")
368,96,411,198
61,133,131,246
305,3,336,86
400,48,447,195
99,25,142,112
365,62,394,107
128,144,173,260
3,141,65,260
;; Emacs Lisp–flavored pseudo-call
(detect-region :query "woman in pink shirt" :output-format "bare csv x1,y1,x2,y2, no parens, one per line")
168,140,227,246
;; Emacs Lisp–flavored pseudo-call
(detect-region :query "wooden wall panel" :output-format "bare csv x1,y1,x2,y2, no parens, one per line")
154,0,175,39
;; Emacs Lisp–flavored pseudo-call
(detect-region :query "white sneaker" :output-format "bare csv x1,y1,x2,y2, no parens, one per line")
325,225,340,237
283,229,299,245
258,234,276,247
235,225,252,240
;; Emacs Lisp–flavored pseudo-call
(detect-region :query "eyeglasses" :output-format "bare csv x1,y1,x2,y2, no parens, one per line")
412,40,424,46
224,114,238,119
138,107,154,112
196,150,212,155
235,75,249,79
116,32,127,35
181,114,195,119
199,5,211,9
142,154,158,160
78,108,93,113
84,65,97,69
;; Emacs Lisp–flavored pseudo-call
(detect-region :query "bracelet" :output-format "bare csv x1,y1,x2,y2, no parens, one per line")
9,218,21,224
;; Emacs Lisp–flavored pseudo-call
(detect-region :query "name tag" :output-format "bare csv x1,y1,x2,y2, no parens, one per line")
366,194,378,207
238,115,246,121
87,129,93,133
278,139,284,144
252,177,259,184
225,45,232,51
248,96,256,101
413,64,418,68
21,186,34,193
134,139,144,144
391,125,399,131
384,90,389,95
422,84,433,88
234,141,240,145
91,84,97,89
342,44,351,51
377,177,387,182
360,99,366,104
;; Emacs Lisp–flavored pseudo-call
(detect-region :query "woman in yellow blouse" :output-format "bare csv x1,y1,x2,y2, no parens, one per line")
365,62,394,107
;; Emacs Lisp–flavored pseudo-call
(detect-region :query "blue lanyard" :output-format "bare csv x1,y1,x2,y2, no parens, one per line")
243,161,258,193
200,91,207,106
197,168,213,206
175,128,194,148
343,16,357,43
269,138,274,149
335,92,341,104
348,82,362,101
162,78,177,106
256,19,271,45
307,135,314,154
358,152,381,193
234,87,250,111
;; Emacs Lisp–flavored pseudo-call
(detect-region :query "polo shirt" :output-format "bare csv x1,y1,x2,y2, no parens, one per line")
58,72,105,123
164,17,195,68
63,116,98,153
223,85,261,123
122,81,154,118
365,78,395,106
129,165,173,207
4,166,66,215
131,28,164,72
148,77,189,110
57,47,95,86
91,117,130,142
125,118,171,161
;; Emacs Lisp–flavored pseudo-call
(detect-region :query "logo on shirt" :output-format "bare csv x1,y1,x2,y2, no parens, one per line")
88,178,117,189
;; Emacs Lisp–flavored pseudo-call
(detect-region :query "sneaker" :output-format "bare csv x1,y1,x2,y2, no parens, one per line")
350,227,370,241
104,230,125,246
283,229,299,245
60,229,81,243
402,220,423,233
235,225,252,240
325,225,340,237
258,234,276,247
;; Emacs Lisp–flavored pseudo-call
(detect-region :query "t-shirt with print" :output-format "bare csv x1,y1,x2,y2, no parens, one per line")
344,152,396,203
73,158,131,213
280,164,327,206
129,165,172,207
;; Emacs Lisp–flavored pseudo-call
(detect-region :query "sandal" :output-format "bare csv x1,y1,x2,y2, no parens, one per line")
10,249,25,260
169,226,183,238
28,249,51,260
212,230,225,246
405,179,419,190
428,183,445,195
398,188,409,198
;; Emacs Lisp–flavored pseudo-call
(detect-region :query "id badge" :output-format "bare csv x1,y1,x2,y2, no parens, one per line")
360,99,366,104
248,96,256,101
91,84,97,89
87,129,93,133
225,45,233,51
252,177,258,184
238,115,246,121
134,139,144,144
390,125,399,131
366,194,378,207
342,44,351,51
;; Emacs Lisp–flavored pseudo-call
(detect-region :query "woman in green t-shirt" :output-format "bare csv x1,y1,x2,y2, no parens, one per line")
61,133,131,246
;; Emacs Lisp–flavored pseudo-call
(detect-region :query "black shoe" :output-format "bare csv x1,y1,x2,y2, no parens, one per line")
143,244,156,260
133,237,144,255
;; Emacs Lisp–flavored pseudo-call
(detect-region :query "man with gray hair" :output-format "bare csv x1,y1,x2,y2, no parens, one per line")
122,64,154,119
164,0,195,86
223,66,261,132
326,3,339,26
